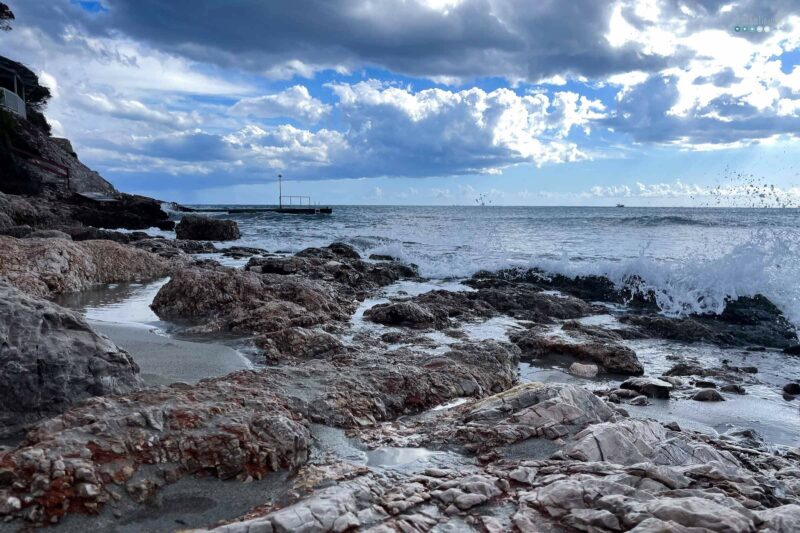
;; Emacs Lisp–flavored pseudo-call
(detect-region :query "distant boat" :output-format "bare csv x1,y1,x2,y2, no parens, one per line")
616,203,625,208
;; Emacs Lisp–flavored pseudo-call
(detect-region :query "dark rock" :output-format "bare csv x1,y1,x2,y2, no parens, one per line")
364,301,439,329
665,363,704,377
256,327,344,360
0,281,142,436
0,224,33,238
220,246,267,258
511,328,643,375
174,240,217,253
175,215,240,241
369,254,397,261
25,229,71,240
620,377,673,398
783,383,800,396
694,380,717,389
692,389,725,402
720,384,746,394
784,345,800,356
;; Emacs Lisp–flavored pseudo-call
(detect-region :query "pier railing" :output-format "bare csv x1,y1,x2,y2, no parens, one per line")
280,195,314,206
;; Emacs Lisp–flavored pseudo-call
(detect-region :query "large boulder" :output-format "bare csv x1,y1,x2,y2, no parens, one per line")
175,214,240,241
0,281,142,436
0,236,171,298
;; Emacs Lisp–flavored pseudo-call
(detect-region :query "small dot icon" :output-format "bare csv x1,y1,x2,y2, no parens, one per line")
757,26,763,32
751,26,756,31
735,26,741,32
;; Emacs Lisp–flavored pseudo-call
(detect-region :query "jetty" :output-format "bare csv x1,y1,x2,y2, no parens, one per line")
196,174,332,215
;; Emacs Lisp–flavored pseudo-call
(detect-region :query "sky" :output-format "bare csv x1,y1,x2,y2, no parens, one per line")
1,0,800,206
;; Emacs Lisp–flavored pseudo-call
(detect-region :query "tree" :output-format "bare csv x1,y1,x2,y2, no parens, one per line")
0,2,14,31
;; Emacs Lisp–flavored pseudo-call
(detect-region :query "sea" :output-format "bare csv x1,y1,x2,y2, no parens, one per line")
177,205,800,327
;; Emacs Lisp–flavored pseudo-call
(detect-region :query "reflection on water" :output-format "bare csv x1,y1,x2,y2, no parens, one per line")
55,278,169,328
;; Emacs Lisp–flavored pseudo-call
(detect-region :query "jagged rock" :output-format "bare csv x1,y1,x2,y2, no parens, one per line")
0,236,171,298
620,377,673,399
364,301,439,329
511,327,643,375
220,245,267,258
175,214,240,241
566,418,739,467
418,383,616,453
0,281,141,436
153,245,417,334
257,326,344,359
692,389,725,402
0,370,311,525
621,296,798,349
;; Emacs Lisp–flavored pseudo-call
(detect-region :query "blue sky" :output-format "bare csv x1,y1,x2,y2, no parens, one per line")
2,0,800,205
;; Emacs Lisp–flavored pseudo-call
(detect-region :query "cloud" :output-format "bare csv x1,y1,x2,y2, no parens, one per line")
23,0,685,84
230,85,331,122
326,81,602,175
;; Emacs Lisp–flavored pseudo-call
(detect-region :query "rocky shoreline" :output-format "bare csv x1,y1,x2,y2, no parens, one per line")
1,220,800,531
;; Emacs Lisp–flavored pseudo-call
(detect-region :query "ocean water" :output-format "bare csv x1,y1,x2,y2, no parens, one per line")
185,205,800,326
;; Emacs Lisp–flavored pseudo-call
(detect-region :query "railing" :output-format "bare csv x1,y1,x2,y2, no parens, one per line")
11,146,70,189
280,195,313,207
0,87,26,119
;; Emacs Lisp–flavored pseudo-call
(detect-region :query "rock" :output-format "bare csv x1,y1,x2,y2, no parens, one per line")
257,327,344,360
620,377,673,399
511,328,643,375
783,383,800,396
0,281,142,436
721,384,746,395
664,362,706,376
784,345,800,356
693,380,716,389
220,245,267,258
0,236,171,298
369,254,397,261
692,389,725,402
629,395,649,406
428,383,616,452
0,224,32,237
364,301,438,329
756,504,800,532
0,369,311,525
153,247,417,334
566,418,739,467
25,229,71,240
621,295,798,349
569,362,599,378
175,214,240,241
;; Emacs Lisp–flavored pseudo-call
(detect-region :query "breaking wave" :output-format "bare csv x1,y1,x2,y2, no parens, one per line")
360,227,800,327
